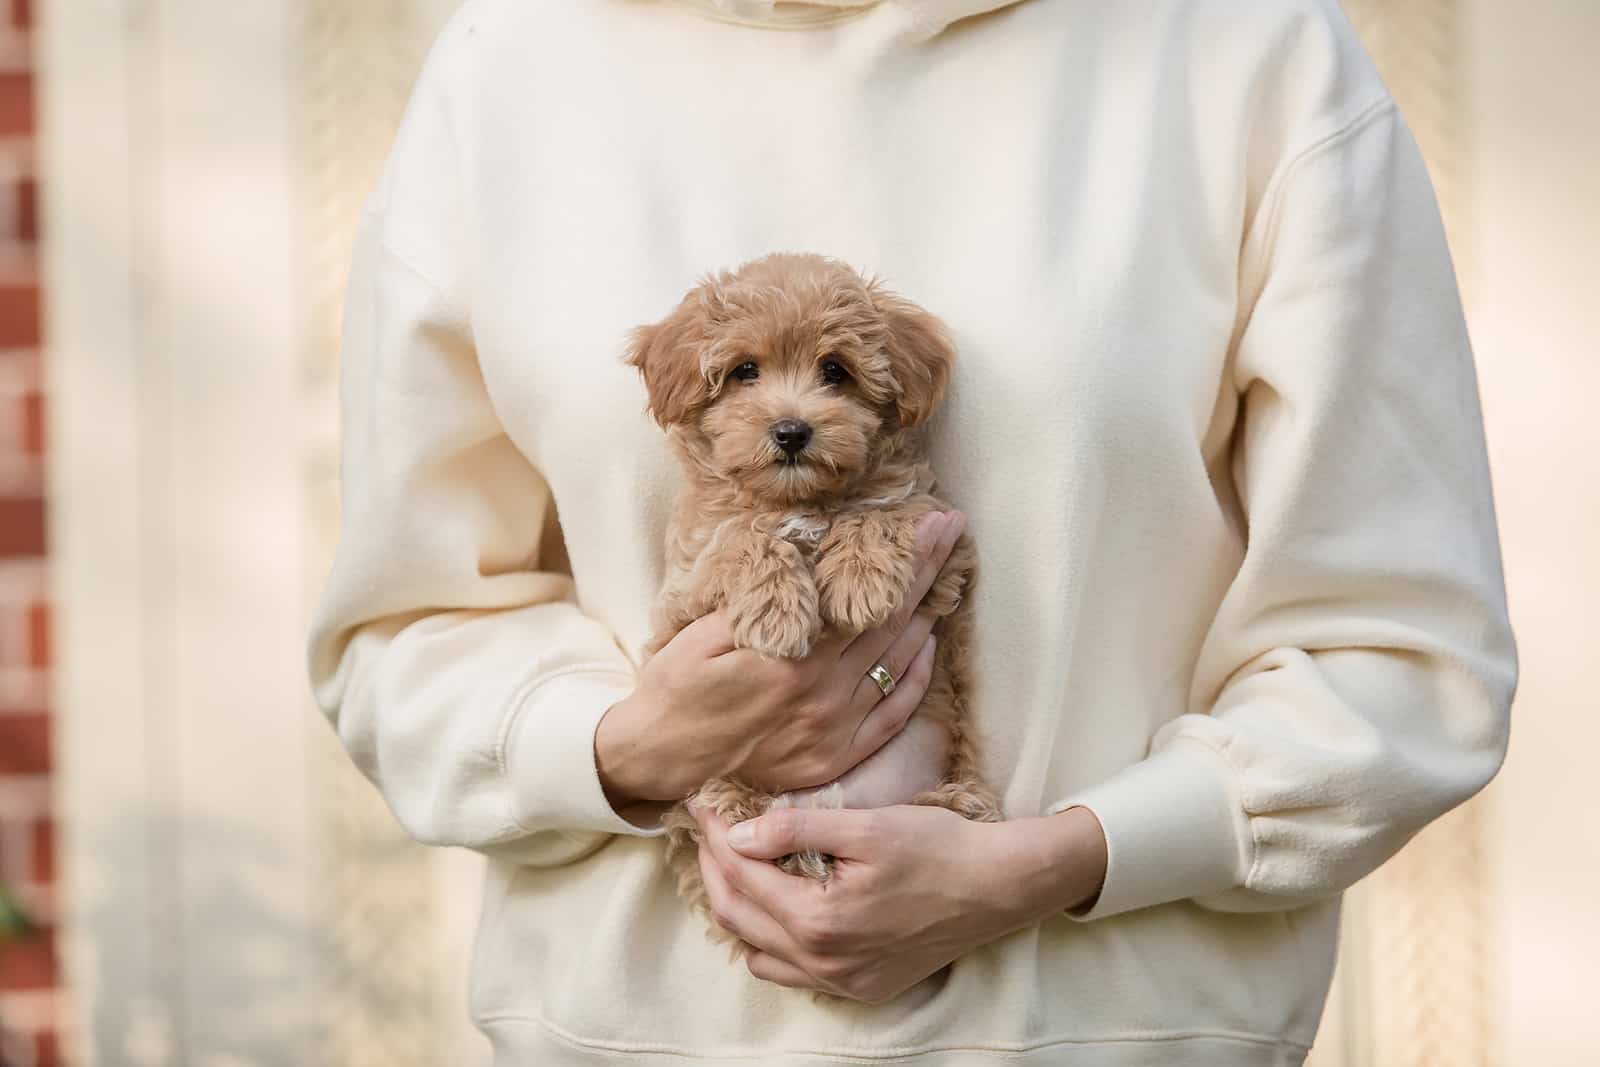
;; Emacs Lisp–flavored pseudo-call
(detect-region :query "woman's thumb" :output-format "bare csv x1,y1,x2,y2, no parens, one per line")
726,807,865,860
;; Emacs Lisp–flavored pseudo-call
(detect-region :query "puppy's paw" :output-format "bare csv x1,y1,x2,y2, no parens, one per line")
818,565,907,634
912,781,1004,823
815,525,917,634
731,610,817,659
727,576,820,659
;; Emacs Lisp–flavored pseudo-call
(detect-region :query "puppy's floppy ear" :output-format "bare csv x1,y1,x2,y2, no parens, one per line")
626,292,714,427
872,285,955,430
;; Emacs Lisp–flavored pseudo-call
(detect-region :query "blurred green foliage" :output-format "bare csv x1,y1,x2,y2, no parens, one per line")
0,882,34,940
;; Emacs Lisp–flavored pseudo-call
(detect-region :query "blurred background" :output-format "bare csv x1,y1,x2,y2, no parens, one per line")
0,0,1593,1064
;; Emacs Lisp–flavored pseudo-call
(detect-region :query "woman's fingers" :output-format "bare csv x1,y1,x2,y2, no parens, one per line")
677,609,737,658
840,511,964,675
908,510,965,603
697,837,800,960
847,609,938,716
846,633,936,765
692,806,814,959
726,806,879,864
744,950,818,991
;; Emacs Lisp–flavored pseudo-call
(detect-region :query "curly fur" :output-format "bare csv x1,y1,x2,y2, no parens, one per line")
628,252,1001,942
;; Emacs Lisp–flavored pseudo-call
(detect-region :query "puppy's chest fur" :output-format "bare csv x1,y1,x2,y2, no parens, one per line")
767,511,828,556
668,487,922,581
761,479,928,555
669,508,838,579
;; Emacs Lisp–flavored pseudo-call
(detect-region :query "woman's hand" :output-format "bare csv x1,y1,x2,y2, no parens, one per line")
690,803,1108,1004
597,512,968,805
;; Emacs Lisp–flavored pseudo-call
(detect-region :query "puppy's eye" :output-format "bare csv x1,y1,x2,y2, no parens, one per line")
731,361,760,382
820,360,851,386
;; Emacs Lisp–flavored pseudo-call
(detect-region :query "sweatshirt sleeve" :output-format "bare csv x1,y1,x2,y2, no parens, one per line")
306,44,662,868
1050,100,1517,919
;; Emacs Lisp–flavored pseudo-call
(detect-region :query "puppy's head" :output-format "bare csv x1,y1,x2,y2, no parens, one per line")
626,253,953,505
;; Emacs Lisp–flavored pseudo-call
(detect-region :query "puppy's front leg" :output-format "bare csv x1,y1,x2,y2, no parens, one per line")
814,510,922,635
721,525,820,659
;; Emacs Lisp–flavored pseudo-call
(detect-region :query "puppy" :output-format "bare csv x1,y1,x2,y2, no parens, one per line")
626,252,1000,938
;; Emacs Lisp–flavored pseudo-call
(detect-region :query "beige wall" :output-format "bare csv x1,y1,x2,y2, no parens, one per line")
1467,0,1600,1061
41,2,483,1064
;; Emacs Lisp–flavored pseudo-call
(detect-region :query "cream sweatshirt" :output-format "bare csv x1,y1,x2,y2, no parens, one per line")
306,0,1517,1063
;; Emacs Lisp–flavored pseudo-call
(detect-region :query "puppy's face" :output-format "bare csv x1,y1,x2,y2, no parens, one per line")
627,254,953,506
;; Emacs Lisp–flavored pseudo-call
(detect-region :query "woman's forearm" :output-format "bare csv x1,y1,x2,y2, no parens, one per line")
595,692,700,806
990,806,1109,922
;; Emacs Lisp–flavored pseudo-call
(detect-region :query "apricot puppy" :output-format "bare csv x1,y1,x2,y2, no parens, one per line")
626,252,1000,939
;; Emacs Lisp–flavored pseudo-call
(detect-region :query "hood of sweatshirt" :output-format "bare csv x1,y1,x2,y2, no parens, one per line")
677,0,1030,38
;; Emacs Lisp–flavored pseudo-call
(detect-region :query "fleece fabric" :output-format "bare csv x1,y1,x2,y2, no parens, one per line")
306,0,1517,1063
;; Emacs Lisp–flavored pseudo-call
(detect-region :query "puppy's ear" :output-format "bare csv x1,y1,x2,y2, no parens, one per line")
873,286,954,430
626,293,714,427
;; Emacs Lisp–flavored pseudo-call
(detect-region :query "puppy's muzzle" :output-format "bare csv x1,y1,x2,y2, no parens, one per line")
770,418,813,458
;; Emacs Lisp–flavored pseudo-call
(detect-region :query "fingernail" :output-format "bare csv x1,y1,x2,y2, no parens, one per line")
727,821,755,849
946,511,966,537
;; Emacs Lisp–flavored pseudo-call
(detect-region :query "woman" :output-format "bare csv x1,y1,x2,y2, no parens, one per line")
307,0,1517,1063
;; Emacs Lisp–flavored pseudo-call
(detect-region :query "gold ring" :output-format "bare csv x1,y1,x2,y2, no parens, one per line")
867,663,896,698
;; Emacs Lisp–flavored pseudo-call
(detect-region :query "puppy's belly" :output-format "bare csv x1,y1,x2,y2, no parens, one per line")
780,716,951,811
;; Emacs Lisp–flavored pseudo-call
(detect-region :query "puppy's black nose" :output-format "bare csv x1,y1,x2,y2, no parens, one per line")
770,418,813,456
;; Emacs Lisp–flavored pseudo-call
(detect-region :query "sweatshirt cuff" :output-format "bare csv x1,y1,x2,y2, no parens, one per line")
503,668,666,840
1047,739,1251,921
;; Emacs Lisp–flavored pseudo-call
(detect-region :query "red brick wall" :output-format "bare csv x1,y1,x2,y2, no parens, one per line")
0,0,57,1063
